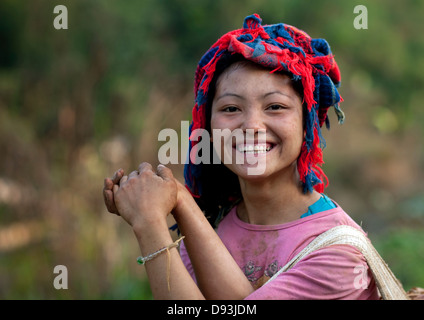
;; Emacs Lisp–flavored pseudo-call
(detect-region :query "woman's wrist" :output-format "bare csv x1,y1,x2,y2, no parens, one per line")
172,182,194,221
132,211,170,239
172,195,199,225
132,218,174,258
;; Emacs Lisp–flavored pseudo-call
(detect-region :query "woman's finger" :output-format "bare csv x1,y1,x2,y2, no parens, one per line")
103,177,118,213
119,175,128,185
156,164,174,182
112,168,124,184
128,170,139,179
138,162,153,173
103,189,119,215
104,177,114,191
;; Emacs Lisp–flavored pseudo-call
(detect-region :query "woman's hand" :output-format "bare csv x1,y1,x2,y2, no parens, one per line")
112,163,177,230
105,163,204,299
103,168,124,215
103,165,190,221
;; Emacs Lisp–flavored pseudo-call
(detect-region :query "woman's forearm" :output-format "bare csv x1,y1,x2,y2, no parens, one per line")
132,216,205,300
106,166,253,299
173,192,254,299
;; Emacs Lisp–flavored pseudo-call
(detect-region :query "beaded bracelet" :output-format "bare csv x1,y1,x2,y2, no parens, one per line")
137,236,185,265
137,236,185,292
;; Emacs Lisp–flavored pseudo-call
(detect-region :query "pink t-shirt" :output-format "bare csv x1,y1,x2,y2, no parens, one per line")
180,203,380,300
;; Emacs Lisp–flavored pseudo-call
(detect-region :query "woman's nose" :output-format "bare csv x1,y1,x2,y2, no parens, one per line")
240,109,266,134
240,109,267,143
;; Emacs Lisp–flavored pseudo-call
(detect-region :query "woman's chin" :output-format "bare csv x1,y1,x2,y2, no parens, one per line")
228,162,270,181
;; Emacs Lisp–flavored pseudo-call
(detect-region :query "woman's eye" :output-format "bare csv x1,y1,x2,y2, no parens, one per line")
223,106,239,112
267,104,285,111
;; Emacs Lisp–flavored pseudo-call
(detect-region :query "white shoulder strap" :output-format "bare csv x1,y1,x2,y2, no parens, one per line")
264,225,408,300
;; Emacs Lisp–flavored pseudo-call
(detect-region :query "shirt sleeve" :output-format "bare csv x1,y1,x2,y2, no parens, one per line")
244,244,379,300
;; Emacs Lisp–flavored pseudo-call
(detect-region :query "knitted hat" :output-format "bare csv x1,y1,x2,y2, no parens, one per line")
184,13,344,198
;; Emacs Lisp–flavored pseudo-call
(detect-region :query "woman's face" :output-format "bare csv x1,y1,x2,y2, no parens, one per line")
210,62,304,181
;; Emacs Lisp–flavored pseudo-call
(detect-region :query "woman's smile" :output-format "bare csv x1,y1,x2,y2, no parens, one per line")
235,143,274,154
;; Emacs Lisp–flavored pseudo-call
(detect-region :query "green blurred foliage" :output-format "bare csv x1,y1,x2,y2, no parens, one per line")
0,0,423,299
373,228,424,291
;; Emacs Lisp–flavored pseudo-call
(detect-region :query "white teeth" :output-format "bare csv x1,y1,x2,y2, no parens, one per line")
237,145,272,153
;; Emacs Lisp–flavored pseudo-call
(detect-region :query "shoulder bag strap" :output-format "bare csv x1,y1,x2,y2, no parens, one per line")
264,225,408,300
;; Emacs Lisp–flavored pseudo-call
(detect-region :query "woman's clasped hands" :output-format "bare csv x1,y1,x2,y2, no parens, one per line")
103,162,179,231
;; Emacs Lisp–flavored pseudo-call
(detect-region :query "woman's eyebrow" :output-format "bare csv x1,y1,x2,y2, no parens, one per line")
215,92,245,101
263,91,291,99
215,90,292,102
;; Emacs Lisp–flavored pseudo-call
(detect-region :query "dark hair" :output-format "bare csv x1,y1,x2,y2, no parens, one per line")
195,53,305,228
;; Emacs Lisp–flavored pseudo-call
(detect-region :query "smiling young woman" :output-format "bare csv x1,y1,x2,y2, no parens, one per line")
102,14,392,300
